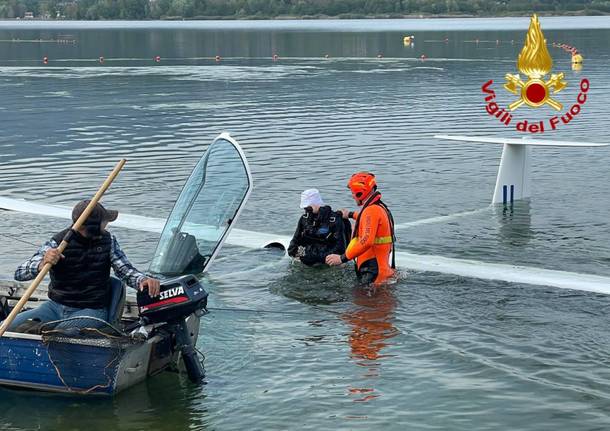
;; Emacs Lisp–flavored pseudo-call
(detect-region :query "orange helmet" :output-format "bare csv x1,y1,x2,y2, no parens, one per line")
347,172,377,204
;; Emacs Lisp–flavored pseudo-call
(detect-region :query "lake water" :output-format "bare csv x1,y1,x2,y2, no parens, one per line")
1,17,610,431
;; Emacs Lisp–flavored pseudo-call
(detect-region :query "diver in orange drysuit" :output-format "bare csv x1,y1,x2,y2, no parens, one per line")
326,172,396,284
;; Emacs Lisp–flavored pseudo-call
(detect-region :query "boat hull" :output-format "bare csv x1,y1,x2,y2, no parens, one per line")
0,331,154,395
0,282,203,395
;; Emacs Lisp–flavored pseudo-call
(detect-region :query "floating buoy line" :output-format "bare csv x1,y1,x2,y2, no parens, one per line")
0,54,442,65
552,41,584,70
0,38,76,44
0,37,584,67
553,42,584,60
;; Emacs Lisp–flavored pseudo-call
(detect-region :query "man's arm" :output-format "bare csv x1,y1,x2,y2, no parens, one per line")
110,235,146,290
344,206,380,261
287,218,303,258
110,235,161,296
14,239,58,281
341,209,359,221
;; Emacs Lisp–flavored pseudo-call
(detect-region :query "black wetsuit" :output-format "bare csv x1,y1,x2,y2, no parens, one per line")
287,206,348,266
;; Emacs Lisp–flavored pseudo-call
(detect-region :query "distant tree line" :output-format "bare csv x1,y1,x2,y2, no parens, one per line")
1,0,608,19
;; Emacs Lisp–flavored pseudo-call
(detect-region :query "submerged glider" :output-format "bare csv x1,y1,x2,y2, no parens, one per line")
1,133,610,295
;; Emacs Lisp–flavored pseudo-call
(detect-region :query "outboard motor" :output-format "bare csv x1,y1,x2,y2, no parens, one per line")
137,274,208,383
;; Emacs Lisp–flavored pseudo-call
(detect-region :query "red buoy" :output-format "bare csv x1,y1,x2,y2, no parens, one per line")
43,56,48,64
154,56,161,63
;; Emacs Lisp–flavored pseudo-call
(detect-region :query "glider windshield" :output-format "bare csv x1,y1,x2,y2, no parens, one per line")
149,134,252,277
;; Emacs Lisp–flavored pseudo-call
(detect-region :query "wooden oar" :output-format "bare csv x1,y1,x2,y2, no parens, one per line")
0,159,126,336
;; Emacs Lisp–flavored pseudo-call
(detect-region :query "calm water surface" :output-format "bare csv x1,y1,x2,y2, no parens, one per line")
0,17,610,431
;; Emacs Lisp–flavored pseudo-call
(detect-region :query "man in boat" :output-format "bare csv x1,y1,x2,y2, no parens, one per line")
326,172,396,284
287,189,350,266
5,200,160,331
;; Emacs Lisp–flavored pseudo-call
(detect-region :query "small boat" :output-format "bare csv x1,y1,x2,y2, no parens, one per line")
0,133,252,395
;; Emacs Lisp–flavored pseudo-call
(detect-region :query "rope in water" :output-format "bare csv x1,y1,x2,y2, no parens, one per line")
207,305,364,321
208,306,332,317
0,232,39,247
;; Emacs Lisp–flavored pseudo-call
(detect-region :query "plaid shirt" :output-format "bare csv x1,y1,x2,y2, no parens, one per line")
14,234,146,290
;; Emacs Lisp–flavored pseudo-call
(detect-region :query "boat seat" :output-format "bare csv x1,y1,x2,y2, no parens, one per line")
107,277,126,326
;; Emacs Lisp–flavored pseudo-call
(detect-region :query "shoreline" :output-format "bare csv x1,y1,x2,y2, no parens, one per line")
0,11,607,22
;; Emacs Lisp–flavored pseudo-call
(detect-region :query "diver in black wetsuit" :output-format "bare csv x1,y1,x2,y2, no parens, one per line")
287,189,350,266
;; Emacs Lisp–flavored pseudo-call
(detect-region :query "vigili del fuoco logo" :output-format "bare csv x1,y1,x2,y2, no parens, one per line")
481,14,589,134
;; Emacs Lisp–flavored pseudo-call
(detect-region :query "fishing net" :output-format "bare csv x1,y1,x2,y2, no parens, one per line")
40,317,144,394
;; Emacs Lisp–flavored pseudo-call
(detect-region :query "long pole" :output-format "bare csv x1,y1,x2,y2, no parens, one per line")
0,159,126,336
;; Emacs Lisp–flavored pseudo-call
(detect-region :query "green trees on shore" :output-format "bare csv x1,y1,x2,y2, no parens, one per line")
0,0,607,20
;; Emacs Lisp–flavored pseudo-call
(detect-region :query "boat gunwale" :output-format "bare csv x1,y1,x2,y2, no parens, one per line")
0,331,42,341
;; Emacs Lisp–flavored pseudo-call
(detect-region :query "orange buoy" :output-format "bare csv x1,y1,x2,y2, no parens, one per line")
154,56,161,63
43,56,48,64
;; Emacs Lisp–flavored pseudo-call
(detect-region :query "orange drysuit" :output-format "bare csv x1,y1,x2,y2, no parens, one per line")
343,194,395,284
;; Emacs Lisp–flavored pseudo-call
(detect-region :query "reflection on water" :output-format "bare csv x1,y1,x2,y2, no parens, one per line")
343,285,399,403
495,200,533,246
271,263,400,404
0,374,208,431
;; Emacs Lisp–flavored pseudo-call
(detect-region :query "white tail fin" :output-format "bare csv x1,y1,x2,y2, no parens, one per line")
434,135,608,204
